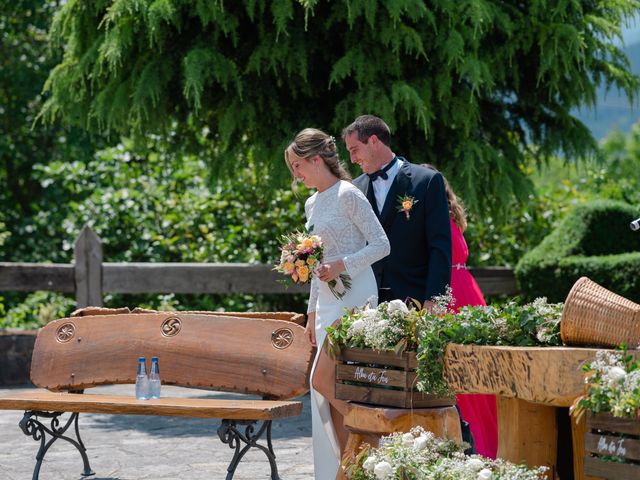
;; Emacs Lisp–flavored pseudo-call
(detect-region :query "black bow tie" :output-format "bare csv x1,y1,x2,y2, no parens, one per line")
368,157,397,182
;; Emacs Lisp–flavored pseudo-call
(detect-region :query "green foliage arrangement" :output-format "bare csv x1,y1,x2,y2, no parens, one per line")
415,298,563,395
574,349,639,419
326,296,563,396
343,426,547,479
515,200,640,303
39,0,640,215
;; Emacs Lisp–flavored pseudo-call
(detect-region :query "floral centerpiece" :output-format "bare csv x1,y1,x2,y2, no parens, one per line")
327,293,563,399
274,228,351,299
343,426,548,480
574,349,640,419
572,349,640,478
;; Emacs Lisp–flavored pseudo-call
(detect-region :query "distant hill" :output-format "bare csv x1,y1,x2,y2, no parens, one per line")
574,42,640,140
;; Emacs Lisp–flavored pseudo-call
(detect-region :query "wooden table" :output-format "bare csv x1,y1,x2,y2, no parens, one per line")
444,345,617,480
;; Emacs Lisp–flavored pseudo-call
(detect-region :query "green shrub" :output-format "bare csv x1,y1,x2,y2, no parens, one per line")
0,220,8,248
0,291,75,330
515,200,640,303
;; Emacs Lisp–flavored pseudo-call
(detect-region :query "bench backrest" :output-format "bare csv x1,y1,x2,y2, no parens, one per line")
141,310,306,325
30,313,314,400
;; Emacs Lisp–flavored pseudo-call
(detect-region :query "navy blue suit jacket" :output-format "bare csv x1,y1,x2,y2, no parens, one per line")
353,159,452,302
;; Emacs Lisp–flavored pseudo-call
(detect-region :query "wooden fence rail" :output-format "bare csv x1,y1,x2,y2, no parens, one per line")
0,225,519,308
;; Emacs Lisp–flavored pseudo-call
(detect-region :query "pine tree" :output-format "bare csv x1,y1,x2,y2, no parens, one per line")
0,0,103,217
40,0,640,213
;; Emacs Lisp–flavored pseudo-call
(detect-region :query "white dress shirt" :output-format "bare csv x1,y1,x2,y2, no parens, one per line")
372,157,403,213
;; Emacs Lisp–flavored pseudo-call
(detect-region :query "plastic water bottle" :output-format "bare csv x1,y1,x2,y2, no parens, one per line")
135,357,149,400
148,356,161,399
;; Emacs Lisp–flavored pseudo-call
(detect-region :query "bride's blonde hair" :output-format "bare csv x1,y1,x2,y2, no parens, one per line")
422,164,467,232
285,128,351,190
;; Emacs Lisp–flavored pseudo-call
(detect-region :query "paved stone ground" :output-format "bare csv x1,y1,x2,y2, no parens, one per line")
0,384,314,480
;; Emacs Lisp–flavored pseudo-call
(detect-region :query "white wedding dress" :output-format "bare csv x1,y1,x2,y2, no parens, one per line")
305,180,390,479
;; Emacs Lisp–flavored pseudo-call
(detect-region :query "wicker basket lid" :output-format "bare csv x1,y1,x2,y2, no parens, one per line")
560,276,640,348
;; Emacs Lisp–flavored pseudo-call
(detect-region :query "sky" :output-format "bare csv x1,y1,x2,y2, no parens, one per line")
621,16,640,45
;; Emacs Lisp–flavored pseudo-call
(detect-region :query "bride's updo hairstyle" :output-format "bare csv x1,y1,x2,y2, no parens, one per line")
285,128,352,190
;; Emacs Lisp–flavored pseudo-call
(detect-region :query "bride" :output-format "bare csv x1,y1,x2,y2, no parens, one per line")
284,128,390,479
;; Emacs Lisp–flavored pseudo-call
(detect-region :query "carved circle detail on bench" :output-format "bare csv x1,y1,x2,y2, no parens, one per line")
161,317,182,337
56,323,76,343
271,328,294,349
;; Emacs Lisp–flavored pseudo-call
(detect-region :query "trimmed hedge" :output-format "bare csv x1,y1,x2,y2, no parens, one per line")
515,200,640,303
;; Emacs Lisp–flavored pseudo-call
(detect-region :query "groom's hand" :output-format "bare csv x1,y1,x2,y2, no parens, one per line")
318,259,345,282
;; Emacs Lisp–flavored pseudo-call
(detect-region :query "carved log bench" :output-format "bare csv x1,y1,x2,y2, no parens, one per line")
0,311,314,480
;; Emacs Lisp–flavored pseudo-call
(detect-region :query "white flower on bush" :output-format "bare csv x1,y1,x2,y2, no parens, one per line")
605,366,627,387
374,460,393,480
467,457,485,471
350,319,365,335
413,435,428,451
362,308,379,321
387,299,409,314
401,432,415,446
623,370,640,391
477,468,493,480
362,455,377,473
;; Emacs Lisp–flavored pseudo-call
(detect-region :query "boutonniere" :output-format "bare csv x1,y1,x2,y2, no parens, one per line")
397,195,418,219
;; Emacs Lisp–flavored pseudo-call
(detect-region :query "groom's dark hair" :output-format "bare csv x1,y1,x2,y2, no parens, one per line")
342,115,391,147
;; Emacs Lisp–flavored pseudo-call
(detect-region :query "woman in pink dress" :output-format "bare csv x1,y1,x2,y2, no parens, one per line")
427,165,498,459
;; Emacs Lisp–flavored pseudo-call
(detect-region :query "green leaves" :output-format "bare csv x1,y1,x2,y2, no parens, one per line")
415,299,563,395
0,292,75,330
36,0,640,216
183,48,242,110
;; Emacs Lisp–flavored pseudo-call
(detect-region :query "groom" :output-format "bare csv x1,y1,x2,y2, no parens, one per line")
344,115,476,452
343,114,451,308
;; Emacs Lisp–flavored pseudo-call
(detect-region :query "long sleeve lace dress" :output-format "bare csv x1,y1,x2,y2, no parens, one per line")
304,180,390,479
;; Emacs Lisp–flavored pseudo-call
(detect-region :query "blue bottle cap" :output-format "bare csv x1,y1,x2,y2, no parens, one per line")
152,356,158,361
138,357,145,362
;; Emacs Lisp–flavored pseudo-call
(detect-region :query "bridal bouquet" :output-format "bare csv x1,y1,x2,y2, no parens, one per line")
274,228,351,299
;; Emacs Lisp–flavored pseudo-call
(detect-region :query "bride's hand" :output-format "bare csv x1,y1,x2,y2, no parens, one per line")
317,259,345,283
305,312,317,347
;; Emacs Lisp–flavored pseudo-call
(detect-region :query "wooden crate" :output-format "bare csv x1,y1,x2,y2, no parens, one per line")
583,412,640,480
335,347,454,408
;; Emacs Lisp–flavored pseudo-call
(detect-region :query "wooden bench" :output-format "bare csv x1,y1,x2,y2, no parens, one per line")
0,311,314,479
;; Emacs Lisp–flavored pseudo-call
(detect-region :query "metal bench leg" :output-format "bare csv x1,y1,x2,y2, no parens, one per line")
19,411,95,480
218,419,280,480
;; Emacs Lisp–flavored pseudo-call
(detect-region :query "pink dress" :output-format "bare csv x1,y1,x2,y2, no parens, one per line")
450,218,498,459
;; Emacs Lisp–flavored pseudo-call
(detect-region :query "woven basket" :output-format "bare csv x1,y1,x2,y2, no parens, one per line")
561,277,640,348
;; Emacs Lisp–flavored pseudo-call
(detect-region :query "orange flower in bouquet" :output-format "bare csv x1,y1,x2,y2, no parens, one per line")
275,228,351,299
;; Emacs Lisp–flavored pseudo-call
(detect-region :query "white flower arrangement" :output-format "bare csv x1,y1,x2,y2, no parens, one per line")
343,426,548,479
330,288,455,354
574,349,640,418
326,294,563,396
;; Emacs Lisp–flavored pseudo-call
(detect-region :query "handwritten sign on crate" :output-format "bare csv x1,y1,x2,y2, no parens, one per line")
583,412,640,480
335,347,454,408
